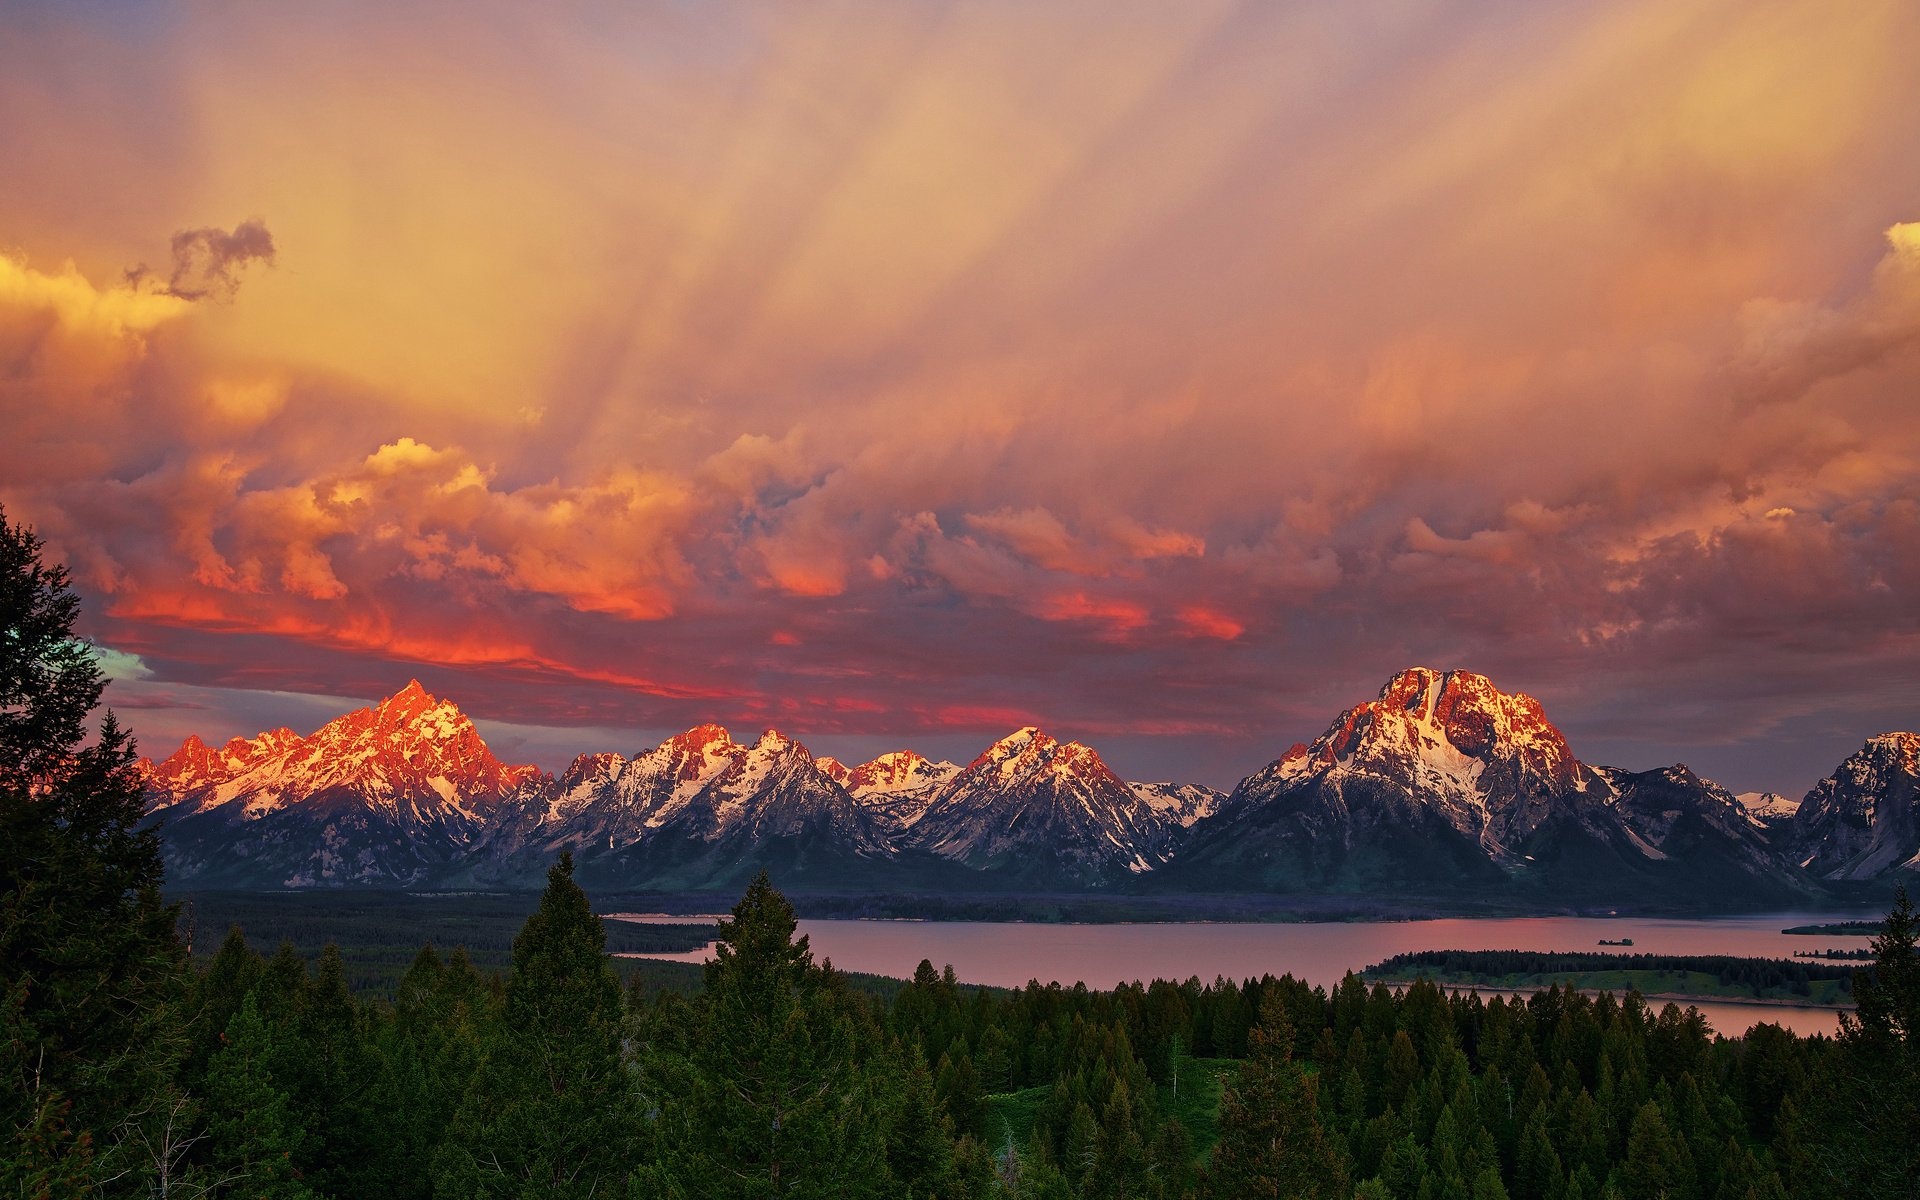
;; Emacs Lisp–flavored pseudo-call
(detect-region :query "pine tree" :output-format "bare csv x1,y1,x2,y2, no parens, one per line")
1204,989,1350,1199
886,1047,957,1199
1619,1102,1690,1200
1061,1100,1099,1192
434,853,637,1199
1512,1110,1564,1200
1812,885,1920,1197
0,506,185,1190
364,945,488,1200
203,994,318,1200
184,927,263,1089
934,1042,986,1140
1146,1115,1195,1200
652,871,888,1198
296,944,378,1195
1084,1078,1147,1200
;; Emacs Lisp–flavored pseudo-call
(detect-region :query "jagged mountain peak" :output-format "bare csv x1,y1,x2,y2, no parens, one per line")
558,751,627,791
963,727,1124,790
1865,731,1920,764
376,677,435,720
915,725,1179,882
848,749,948,790
752,728,798,753
142,684,546,886
972,726,1053,764
146,725,305,790
146,682,542,817
1788,731,1920,880
663,722,734,754
1738,791,1800,822
815,755,853,784
1282,667,1580,797
836,750,959,835
1168,666,1805,901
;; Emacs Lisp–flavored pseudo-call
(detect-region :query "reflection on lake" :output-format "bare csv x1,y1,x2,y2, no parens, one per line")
608,911,1876,1038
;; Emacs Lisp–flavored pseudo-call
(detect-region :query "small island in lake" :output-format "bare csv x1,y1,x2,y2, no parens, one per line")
1598,937,1634,946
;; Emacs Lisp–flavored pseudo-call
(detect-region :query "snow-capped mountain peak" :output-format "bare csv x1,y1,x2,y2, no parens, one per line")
970,727,1053,774
1789,731,1920,879
848,750,957,795
141,683,547,886
911,726,1194,881
840,750,960,833
1738,791,1800,822
1129,781,1225,828
1248,666,1590,856
1224,668,1646,867
815,756,853,784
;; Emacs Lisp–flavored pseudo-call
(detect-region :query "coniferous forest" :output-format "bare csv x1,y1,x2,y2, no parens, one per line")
6,522,1920,1198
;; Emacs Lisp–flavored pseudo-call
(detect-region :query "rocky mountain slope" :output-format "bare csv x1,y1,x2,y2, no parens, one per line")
820,750,961,834
1159,668,1808,906
470,725,896,890
907,728,1219,885
1785,732,1920,880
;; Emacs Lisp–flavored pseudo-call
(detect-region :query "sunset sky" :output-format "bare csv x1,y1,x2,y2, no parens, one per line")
4,1,1917,794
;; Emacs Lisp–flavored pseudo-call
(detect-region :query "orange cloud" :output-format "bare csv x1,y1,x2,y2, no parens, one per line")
2,2,1918,789
1175,606,1244,641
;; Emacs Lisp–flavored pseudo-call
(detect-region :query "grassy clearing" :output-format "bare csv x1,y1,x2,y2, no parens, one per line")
981,1053,1242,1165
1159,1056,1240,1158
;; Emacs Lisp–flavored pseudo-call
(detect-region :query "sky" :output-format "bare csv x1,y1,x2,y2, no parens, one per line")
2,0,1917,795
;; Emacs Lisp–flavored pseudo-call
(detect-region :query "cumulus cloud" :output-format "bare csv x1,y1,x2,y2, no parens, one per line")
0,254,190,339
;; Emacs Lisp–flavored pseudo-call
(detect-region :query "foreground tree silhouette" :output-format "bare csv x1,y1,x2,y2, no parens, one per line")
651,871,889,1198
0,506,183,1192
433,852,637,1198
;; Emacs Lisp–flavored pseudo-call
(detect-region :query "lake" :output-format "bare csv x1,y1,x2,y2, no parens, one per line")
607,910,1876,1038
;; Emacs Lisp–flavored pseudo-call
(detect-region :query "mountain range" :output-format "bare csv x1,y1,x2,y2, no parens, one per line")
139,669,1920,907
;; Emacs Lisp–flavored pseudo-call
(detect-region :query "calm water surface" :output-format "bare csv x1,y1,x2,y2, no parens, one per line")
609,911,1875,1038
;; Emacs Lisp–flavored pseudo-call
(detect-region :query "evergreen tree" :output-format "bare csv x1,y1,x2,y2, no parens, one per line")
886,1048,957,1199
934,1042,986,1140
434,853,637,1199
295,944,378,1195
184,927,263,1088
0,506,185,1191
1512,1110,1564,1200
1145,1115,1195,1200
1204,990,1349,1199
1814,885,1919,1197
203,994,317,1200
1083,1078,1147,1200
364,945,489,1200
1619,1102,1691,1200
652,871,888,1198
1060,1101,1099,1192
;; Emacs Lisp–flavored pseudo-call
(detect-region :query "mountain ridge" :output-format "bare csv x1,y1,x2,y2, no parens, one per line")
139,671,1919,901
